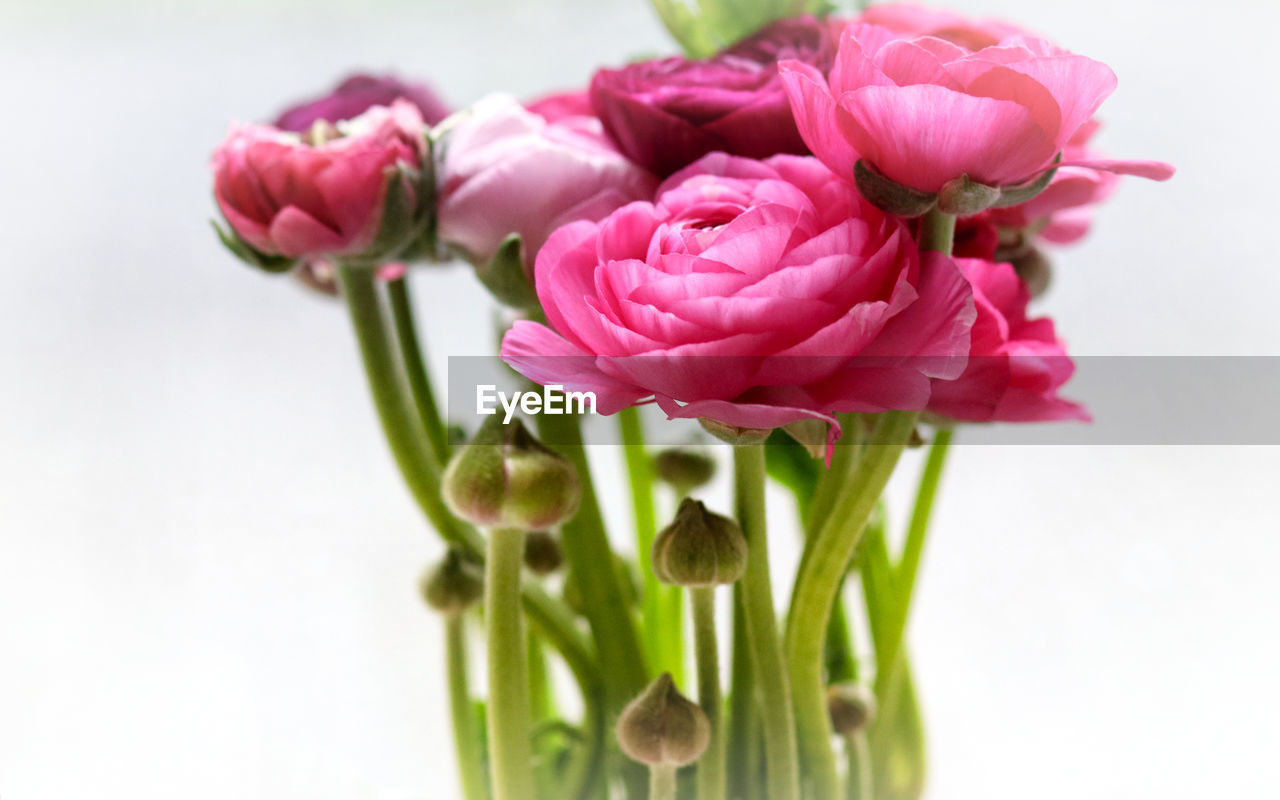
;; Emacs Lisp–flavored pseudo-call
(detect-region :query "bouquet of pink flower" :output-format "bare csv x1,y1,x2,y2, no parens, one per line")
209,3,1172,799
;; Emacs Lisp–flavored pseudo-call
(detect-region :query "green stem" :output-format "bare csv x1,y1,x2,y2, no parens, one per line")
337,265,461,546
386,275,451,465
877,428,953,691
725,583,756,800
621,408,683,683
844,731,872,800
918,207,957,254
784,411,919,800
486,528,536,800
445,614,487,800
690,587,725,800
825,588,859,684
650,764,677,800
733,444,800,800
338,265,594,703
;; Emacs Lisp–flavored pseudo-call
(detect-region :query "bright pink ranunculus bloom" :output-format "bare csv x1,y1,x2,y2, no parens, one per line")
525,89,594,123
274,73,450,131
853,3,1031,51
435,94,658,274
589,17,834,176
928,258,1087,422
213,100,428,260
501,153,976,438
780,20,1174,195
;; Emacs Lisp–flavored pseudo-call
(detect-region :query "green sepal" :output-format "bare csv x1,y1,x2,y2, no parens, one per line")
854,160,938,218
476,234,540,311
211,220,298,274
992,153,1062,208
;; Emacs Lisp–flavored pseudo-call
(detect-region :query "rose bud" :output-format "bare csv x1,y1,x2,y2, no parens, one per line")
652,449,716,493
435,94,656,307
274,73,450,132
419,549,484,616
501,153,977,460
212,100,430,269
441,416,581,532
927,259,1087,423
616,673,711,767
589,16,834,177
827,682,877,736
652,498,748,588
522,530,564,576
779,19,1174,214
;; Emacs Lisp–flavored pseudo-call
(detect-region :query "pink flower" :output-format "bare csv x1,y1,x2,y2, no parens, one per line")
525,89,594,123
435,94,658,275
854,3,1030,51
212,100,429,261
589,17,833,176
780,20,1174,199
927,258,1087,423
501,153,976,440
274,73,450,131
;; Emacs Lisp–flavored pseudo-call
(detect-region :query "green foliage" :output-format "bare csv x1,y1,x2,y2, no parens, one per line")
649,0,836,58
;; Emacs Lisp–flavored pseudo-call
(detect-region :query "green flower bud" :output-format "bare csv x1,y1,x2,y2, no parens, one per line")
616,673,710,767
523,530,564,576
1011,248,1052,299
442,416,581,531
419,549,484,616
652,498,748,587
652,448,716,492
827,683,877,736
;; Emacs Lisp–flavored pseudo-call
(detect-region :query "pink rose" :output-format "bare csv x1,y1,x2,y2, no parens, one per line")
274,73,450,131
435,94,658,276
780,21,1174,202
500,153,976,440
589,17,833,176
927,258,1086,423
212,100,429,262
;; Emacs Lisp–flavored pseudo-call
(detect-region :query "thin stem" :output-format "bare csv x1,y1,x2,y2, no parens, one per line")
336,265,461,546
338,266,595,706
877,428,953,692
386,275,451,464
446,615,487,800
486,528,536,800
650,764,677,800
725,583,756,800
918,207,957,254
733,444,800,800
690,587,725,800
825,589,859,684
621,407,683,683
844,731,872,800
784,411,919,800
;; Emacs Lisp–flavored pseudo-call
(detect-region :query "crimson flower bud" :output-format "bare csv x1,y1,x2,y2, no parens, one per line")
652,498,748,587
616,673,710,767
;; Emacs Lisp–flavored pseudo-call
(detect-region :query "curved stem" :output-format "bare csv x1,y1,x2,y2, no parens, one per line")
386,275,451,464
650,764,677,800
338,266,596,723
337,265,461,546
486,528,536,800
733,444,800,800
446,615,487,800
621,407,682,683
784,410,919,800
844,730,872,800
691,587,725,800
877,428,953,690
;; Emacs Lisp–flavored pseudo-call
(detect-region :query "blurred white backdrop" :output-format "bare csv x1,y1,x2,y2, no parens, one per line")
1,0,1278,798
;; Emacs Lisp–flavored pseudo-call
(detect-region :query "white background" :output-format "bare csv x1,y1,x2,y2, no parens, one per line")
1,0,1278,797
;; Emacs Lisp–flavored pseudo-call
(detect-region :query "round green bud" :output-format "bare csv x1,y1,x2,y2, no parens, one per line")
523,530,564,576
1012,248,1052,299
827,683,877,736
652,449,716,492
616,673,710,767
419,549,484,616
652,498,748,587
442,416,581,531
